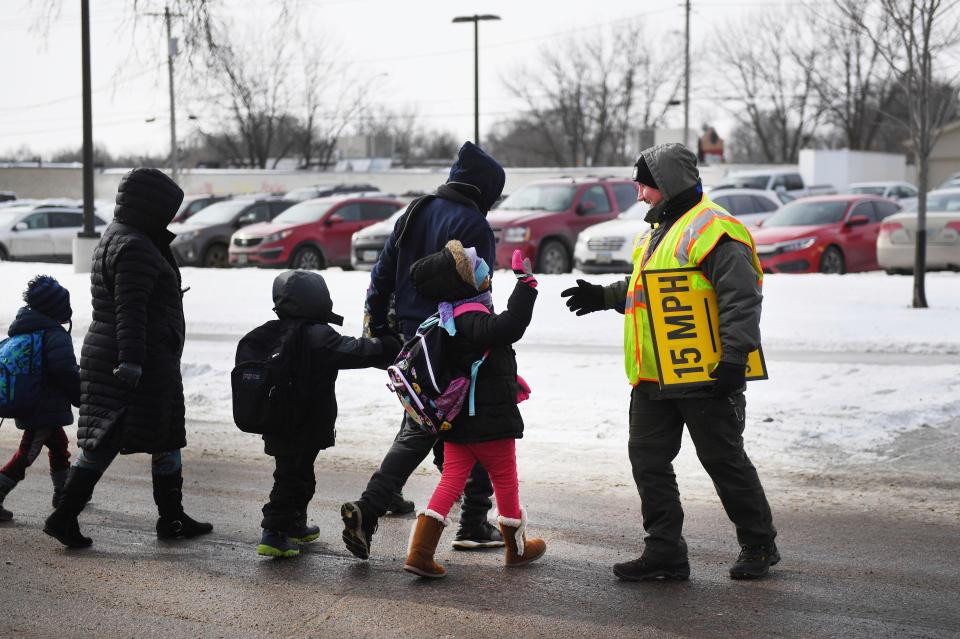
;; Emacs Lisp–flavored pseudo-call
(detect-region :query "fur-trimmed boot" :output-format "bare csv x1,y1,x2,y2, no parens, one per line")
51,468,68,508
403,510,449,578
497,507,546,567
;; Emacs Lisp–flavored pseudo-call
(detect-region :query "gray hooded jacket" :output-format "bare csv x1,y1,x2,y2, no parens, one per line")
603,143,762,398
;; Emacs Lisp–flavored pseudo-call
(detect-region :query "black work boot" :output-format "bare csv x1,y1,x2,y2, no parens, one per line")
614,539,690,582
341,500,377,559
43,466,101,548
51,468,68,508
0,473,17,522
385,492,415,515
729,542,780,580
153,472,213,539
451,519,504,550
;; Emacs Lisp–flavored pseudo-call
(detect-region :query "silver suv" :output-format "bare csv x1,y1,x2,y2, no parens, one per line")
0,202,108,262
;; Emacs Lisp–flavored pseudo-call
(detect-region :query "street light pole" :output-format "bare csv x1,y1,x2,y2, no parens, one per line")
683,0,691,148
452,14,500,148
164,5,178,182
80,0,96,239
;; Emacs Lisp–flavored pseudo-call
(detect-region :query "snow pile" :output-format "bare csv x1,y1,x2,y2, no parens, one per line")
1,262,958,478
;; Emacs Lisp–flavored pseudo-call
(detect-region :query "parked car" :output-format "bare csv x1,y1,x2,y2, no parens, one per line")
848,181,918,208
713,169,835,198
229,195,404,270
0,191,16,202
878,189,960,273
0,203,108,262
752,195,901,274
284,183,380,201
486,177,638,274
936,172,960,189
171,194,231,224
350,205,407,270
169,196,295,267
707,188,788,227
573,201,649,274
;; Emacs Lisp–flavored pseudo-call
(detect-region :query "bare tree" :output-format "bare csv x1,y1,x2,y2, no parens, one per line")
717,11,827,163
839,0,960,307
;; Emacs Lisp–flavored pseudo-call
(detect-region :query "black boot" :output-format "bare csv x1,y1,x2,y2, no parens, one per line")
51,468,68,508
386,492,415,515
153,472,213,539
43,466,101,548
0,473,17,522
729,542,780,579
613,539,690,582
341,500,378,559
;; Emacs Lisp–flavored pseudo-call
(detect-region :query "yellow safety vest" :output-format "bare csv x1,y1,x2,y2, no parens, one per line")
623,196,763,385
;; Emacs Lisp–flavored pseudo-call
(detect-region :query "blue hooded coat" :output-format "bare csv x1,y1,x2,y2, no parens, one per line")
366,142,505,338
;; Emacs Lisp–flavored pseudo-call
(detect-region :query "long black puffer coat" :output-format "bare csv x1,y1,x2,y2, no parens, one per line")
410,246,537,444
77,168,187,454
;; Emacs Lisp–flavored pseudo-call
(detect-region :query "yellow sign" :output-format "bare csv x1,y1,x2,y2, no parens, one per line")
641,267,767,388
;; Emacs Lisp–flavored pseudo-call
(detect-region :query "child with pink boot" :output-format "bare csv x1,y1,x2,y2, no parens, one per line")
402,241,545,578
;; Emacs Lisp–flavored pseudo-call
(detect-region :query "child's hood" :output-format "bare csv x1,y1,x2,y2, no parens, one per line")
410,240,490,303
8,307,65,337
271,270,344,325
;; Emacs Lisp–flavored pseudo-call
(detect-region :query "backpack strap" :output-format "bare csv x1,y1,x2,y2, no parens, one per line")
452,302,491,317
450,302,492,417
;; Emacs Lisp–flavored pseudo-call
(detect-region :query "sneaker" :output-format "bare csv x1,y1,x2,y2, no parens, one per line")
341,501,377,560
729,542,780,580
451,520,505,550
613,554,690,582
287,522,321,544
385,492,415,516
257,529,300,558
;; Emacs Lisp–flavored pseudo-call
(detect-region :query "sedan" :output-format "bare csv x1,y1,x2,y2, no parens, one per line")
351,206,407,270
707,188,789,227
877,191,960,273
573,201,650,274
752,196,901,274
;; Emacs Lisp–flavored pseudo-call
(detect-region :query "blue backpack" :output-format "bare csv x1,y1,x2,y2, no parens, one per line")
0,331,44,418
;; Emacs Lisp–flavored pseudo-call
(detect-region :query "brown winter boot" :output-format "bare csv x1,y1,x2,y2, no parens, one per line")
404,510,448,578
498,507,546,567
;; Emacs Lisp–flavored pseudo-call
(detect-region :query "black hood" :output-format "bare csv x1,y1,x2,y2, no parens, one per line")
271,270,344,325
446,142,506,213
409,247,480,303
114,168,184,238
8,306,63,337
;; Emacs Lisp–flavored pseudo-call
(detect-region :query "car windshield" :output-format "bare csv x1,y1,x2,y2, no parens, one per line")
618,202,649,220
907,192,960,212
272,201,335,224
850,186,886,196
497,185,576,211
720,175,769,190
185,201,248,225
762,200,850,226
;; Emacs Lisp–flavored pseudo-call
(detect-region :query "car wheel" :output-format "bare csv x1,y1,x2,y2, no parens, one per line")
202,243,229,268
819,246,846,274
0,245,7,261
536,240,571,274
291,246,324,271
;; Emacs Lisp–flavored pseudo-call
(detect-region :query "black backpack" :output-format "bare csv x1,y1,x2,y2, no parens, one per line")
231,320,311,436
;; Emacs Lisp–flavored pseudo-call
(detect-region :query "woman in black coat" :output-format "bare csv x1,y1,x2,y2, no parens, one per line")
44,168,212,549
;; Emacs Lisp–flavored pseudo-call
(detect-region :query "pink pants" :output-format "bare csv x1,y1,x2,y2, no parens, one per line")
427,439,521,520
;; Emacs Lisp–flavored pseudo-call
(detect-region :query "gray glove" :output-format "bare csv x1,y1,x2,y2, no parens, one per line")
113,362,142,388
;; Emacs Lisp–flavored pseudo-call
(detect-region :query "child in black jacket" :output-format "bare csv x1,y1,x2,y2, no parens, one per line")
0,276,80,522
402,241,545,578
238,271,400,558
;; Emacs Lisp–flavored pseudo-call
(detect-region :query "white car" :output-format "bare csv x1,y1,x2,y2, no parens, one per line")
350,206,407,270
849,181,918,208
574,201,650,274
877,188,960,273
707,188,788,227
0,203,108,262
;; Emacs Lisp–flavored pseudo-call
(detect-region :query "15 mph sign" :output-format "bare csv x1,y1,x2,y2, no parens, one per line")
641,267,767,389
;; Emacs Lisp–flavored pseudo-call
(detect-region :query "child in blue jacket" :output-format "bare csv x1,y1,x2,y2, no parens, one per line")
0,275,80,521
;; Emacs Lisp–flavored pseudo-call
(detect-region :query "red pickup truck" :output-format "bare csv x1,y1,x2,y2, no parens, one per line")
486,177,638,273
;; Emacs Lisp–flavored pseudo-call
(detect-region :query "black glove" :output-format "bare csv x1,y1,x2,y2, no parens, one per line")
710,361,746,397
113,362,142,389
560,279,605,316
379,335,403,361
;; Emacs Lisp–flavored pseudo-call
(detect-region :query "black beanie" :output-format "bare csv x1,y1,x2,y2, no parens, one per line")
24,275,72,323
632,155,658,189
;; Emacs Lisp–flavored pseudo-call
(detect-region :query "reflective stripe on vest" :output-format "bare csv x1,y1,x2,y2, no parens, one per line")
622,196,762,386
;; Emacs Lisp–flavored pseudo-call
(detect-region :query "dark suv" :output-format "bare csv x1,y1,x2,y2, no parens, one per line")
171,194,231,224
485,177,638,273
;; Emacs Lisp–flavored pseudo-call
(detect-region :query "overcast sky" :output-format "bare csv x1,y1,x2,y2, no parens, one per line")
2,0,797,160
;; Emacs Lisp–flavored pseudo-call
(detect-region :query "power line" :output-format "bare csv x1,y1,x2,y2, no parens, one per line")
0,64,165,114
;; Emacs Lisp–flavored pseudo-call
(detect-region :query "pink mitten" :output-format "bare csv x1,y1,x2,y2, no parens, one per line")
511,249,537,288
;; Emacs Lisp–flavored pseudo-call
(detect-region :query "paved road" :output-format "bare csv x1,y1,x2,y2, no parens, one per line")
1,450,957,639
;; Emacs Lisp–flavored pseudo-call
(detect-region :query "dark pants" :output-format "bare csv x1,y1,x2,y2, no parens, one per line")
360,415,493,527
262,444,321,531
628,388,776,557
0,427,71,481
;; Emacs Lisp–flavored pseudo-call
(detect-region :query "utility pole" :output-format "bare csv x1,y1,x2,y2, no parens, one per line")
452,14,501,148
683,0,691,149
148,6,183,181
80,0,96,238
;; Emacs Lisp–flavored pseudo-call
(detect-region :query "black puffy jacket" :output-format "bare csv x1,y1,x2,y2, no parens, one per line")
8,308,80,431
77,168,187,454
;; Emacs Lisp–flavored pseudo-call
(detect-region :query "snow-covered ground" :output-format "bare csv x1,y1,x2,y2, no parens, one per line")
1,262,959,489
